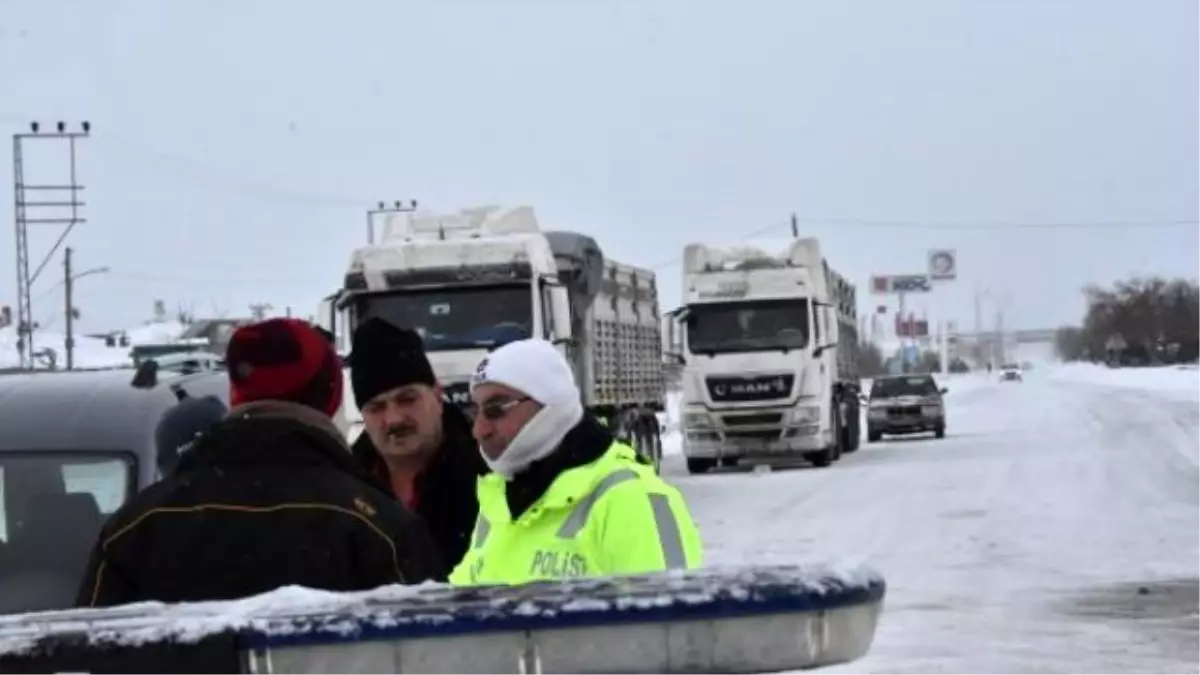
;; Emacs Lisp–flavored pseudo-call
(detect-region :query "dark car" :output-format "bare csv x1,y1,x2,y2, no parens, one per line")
0,363,229,615
865,374,948,442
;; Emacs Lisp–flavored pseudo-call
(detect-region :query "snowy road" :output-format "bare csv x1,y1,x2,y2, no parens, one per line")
662,369,1199,673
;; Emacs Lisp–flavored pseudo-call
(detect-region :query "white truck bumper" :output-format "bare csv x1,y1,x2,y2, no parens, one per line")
683,423,832,460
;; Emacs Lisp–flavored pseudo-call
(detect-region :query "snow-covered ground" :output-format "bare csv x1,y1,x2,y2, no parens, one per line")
661,365,1199,673
0,321,191,369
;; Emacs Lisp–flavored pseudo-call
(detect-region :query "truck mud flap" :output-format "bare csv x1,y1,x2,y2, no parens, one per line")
0,565,886,674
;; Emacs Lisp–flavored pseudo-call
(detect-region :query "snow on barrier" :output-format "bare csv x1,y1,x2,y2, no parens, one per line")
0,564,885,674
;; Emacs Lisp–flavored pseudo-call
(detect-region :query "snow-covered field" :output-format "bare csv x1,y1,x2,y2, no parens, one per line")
661,364,1199,673
0,321,191,369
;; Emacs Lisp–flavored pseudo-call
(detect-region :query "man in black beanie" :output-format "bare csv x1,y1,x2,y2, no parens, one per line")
350,317,488,578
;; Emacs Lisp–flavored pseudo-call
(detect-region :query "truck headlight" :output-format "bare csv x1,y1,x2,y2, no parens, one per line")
921,405,942,416
683,412,711,428
793,405,821,424
868,409,886,420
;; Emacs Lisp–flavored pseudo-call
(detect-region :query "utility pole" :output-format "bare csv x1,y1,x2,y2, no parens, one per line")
12,120,90,369
62,246,109,371
790,213,799,238
366,199,418,245
64,246,74,371
973,285,983,366
249,302,274,321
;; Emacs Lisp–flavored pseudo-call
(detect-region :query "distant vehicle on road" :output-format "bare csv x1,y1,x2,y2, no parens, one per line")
866,374,947,442
1000,363,1023,382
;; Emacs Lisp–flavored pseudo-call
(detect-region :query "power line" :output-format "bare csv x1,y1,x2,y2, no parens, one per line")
2,109,370,208
790,217,1199,230
646,216,1198,270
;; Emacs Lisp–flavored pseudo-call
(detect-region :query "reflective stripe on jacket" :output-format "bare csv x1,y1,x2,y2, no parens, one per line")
449,442,702,585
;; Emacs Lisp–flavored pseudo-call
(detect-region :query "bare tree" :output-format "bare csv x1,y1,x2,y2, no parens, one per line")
1065,276,1198,365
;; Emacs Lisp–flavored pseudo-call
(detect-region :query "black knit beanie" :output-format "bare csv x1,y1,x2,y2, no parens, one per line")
350,317,437,408
155,395,229,476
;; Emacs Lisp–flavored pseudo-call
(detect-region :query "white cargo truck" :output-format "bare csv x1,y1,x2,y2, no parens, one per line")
665,238,861,473
319,205,667,469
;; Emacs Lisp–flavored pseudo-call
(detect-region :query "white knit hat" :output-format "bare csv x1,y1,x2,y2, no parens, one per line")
469,338,579,405
469,339,584,479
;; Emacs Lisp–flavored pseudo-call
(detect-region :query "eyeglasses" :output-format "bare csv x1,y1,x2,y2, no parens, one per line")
466,396,530,421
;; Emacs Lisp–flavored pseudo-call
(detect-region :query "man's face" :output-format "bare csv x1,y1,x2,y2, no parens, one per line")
469,382,541,460
361,383,445,459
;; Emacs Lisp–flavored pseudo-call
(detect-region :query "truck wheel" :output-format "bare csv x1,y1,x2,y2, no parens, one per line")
842,394,861,453
934,425,946,439
867,429,882,443
686,458,716,474
806,450,833,468
642,427,663,473
807,407,840,468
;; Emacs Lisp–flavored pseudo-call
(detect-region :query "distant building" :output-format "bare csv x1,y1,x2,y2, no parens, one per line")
178,318,255,352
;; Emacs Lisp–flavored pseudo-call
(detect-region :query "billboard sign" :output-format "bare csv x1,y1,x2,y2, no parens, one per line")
927,249,957,281
870,274,932,294
896,314,930,338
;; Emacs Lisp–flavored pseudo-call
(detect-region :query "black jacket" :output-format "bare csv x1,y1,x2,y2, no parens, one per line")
352,404,488,578
75,401,444,608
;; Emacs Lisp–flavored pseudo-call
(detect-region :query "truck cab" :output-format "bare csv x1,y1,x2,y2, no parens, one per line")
319,205,666,469
665,238,860,473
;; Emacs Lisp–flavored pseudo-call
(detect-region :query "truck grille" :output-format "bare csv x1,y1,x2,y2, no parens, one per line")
723,413,784,427
706,374,795,403
442,381,472,408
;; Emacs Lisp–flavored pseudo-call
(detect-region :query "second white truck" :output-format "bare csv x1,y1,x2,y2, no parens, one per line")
319,205,667,470
665,238,861,473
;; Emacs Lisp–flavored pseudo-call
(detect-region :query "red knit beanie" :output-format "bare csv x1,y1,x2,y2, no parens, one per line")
225,318,344,417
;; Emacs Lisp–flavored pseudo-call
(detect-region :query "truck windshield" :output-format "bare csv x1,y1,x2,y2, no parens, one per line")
685,299,810,354
355,285,533,351
0,452,134,614
870,376,938,398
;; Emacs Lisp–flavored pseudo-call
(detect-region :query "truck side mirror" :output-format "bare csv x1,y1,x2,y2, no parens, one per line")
939,387,949,394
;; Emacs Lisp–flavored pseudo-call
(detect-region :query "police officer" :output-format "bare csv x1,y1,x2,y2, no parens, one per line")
450,338,703,585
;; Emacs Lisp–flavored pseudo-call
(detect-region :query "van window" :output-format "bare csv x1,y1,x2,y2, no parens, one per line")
0,453,134,613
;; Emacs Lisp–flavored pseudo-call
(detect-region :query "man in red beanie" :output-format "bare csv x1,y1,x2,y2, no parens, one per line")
76,318,445,608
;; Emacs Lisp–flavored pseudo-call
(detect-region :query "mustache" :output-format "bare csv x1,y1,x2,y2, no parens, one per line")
385,423,417,441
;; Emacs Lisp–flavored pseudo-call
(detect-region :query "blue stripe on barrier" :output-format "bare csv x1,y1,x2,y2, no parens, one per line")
241,569,886,649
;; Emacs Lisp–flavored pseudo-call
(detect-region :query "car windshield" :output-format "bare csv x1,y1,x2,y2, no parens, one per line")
686,299,811,354
354,284,534,350
871,376,939,398
0,453,134,614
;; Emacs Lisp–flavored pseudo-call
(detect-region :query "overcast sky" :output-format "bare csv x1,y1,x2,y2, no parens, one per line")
1,0,1196,337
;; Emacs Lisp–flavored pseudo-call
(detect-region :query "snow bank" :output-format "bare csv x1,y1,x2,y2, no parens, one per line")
0,565,884,656
0,327,129,369
121,320,190,346
0,321,191,370
1047,362,1199,404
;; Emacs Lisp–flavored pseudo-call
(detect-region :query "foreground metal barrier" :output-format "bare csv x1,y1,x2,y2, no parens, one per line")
0,564,886,674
